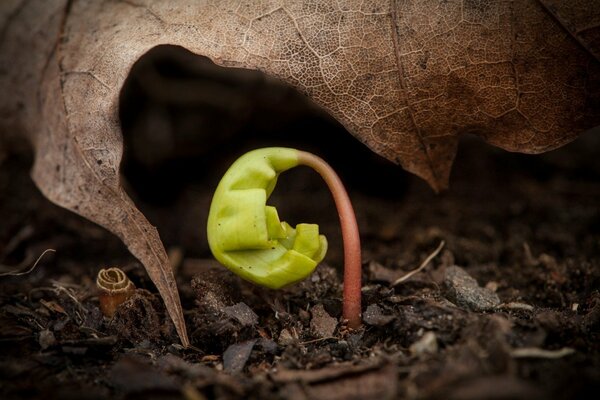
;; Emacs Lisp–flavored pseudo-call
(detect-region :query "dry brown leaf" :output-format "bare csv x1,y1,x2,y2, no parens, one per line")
1,0,598,346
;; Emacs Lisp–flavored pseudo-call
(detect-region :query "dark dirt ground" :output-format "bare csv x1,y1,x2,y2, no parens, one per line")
1,47,599,399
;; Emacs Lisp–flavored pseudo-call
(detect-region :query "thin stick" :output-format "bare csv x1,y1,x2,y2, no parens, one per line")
300,336,336,345
0,249,56,277
511,347,575,359
392,241,445,287
297,151,362,329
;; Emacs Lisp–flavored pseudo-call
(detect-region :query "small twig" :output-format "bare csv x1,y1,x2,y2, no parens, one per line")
299,336,336,345
391,241,445,287
511,347,575,359
183,344,203,353
0,249,56,277
496,302,534,311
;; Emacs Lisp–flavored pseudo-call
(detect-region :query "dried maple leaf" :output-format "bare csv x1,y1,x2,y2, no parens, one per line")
1,0,598,346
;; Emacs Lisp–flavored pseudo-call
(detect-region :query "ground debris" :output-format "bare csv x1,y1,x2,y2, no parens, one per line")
582,294,600,333
1,135,599,399
108,355,179,393
310,304,337,338
409,331,437,356
223,339,257,374
273,359,397,400
0,313,32,338
190,260,242,312
496,302,534,311
391,241,445,286
428,375,543,400
363,304,395,326
367,260,404,284
443,266,500,311
278,328,298,345
291,265,341,304
223,302,258,327
108,289,174,346
510,347,575,359
158,353,215,379
38,329,56,350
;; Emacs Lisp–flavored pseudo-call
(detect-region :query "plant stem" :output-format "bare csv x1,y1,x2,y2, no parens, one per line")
297,151,362,328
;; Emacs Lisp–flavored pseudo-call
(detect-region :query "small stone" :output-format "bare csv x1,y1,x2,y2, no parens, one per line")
278,328,297,345
363,304,395,326
310,304,337,338
223,302,258,327
347,332,363,349
409,331,438,356
330,340,351,360
443,266,500,311
257,338,278,354
38,329,56,350
223,340,256,374
485,281,499,292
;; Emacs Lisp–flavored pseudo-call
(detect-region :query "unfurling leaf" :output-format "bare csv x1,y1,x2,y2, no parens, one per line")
207,148,327,289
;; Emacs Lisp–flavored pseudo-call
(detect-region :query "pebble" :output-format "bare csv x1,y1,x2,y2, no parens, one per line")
223,302,258,326
409,331,438,356
38,329,56,350
443,266,500,311
363,304,395,326
278,328,297,346
223,340,256,374
310,304,337,338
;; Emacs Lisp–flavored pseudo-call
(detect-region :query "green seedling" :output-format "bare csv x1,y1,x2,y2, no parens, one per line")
207,147,362,328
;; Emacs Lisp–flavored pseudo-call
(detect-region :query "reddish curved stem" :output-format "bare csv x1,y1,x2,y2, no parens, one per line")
298,151,362,328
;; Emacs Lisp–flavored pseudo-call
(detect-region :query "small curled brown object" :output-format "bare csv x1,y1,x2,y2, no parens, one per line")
96,267,135,318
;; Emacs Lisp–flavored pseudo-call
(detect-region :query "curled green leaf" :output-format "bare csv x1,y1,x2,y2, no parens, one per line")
207,147,327,289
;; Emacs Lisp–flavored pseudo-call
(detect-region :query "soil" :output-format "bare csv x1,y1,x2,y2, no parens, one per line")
1,49,599,399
